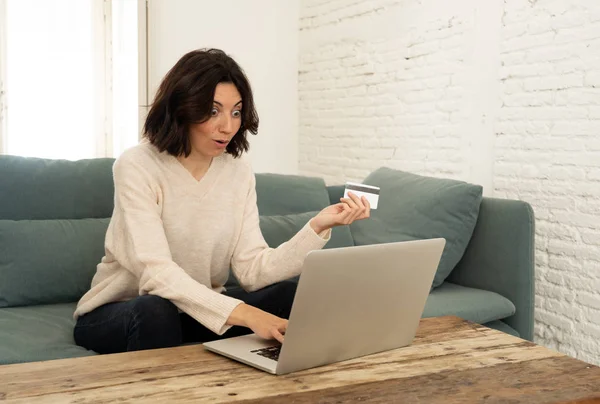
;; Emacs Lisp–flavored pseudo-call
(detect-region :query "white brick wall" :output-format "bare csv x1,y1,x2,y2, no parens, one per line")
497,0,600,366
300,0,600,366
299,1,474,184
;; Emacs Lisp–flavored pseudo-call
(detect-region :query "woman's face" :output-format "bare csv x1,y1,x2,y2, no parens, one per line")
188,82,242,160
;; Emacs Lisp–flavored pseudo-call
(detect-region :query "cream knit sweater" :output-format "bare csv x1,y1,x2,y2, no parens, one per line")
74,141,330,335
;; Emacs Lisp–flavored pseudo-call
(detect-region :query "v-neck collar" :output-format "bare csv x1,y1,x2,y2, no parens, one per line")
173,155,215,183
153,143,227,197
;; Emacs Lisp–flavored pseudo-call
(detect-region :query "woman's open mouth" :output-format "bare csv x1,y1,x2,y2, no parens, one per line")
214,139,228,148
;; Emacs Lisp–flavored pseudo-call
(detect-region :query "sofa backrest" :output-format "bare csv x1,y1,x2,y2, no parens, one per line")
326,185,345,206
255,173,331,216
0,155,115,308
0,155,115,220
0,156,356,306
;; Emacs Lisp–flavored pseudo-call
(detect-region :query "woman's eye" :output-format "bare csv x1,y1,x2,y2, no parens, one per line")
211,108,219,116
232,110,241,118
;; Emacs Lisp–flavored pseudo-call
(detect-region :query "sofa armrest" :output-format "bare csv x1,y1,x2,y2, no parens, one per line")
447,197,535,341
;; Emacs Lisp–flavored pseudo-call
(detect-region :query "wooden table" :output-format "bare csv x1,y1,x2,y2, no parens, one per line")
1,316,599,403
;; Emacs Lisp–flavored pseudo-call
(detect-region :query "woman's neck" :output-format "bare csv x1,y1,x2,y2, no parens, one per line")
177,152,213,182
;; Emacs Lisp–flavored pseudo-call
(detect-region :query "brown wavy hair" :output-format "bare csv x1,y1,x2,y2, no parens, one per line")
143,48,259,158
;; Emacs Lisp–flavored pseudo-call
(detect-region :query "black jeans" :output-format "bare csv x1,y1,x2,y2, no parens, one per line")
74,281,297,354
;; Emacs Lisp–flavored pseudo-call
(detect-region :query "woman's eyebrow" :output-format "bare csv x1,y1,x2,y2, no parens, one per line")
213,100,242,107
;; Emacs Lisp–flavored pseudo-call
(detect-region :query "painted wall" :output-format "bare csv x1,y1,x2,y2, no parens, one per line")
147,0,300,174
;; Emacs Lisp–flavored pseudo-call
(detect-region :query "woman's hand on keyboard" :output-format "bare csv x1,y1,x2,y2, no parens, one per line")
227,303,287,343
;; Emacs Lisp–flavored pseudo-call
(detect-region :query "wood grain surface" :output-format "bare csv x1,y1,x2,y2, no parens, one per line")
0,316,598,403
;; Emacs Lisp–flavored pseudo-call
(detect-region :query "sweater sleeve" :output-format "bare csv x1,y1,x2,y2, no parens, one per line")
231,173,331,291
109,157,243,335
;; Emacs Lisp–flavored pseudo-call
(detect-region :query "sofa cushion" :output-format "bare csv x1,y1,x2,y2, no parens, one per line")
483,320,520,337
0,218,109,307
0,303,96,365
423,282,516,324
0,155,115,220
255,173,331,216
350,167,483,288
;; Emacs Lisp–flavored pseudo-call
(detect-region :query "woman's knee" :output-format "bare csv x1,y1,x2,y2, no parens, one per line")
126,295,182,351
74,295,182,354
130,295,180,328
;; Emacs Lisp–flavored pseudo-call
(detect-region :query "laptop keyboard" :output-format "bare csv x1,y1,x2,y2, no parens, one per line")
251,345,281,361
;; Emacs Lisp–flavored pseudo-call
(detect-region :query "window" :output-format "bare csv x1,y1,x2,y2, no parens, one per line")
0,0,144,160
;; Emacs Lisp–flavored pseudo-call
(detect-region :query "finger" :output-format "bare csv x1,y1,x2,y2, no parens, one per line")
272,328,285,344
279,320,288,335
336,202,351,213
349,208,363,223
335,200,352,215
342,202,353,214
338,202,358,224
337,203,353,222
345,194,365,222
340,195,359,210
348,191,365,208
361,196,371,218
347,192,367,219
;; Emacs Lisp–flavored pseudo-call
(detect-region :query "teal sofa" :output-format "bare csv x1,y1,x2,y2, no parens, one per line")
0,155,535,365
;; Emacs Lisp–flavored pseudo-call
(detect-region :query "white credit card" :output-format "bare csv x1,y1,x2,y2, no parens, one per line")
343,181,380,209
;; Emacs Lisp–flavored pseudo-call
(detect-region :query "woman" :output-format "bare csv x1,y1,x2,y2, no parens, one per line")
74,48,370,354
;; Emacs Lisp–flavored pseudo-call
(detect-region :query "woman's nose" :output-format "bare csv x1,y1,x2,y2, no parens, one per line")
219,115,234,134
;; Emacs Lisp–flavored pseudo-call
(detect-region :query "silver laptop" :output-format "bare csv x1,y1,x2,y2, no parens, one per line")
203,238,445,375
